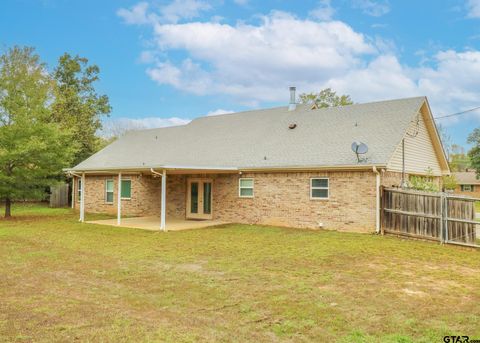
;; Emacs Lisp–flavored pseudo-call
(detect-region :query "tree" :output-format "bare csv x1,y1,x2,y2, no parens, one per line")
436,123,452,160
449,144,471,172
298,88,353,108
0,46,75,217
467,128,480,177
51,53,111,165
408,168,439,192
442,175,457,191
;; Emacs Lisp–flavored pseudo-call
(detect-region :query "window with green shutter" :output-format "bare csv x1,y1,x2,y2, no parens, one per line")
105,179,114,203
121,179,131,199
462,184,473,192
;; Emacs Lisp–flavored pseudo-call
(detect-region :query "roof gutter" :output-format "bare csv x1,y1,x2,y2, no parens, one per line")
64,165,239,173
65,170,82,178
65,164,387,174
240,164,387,173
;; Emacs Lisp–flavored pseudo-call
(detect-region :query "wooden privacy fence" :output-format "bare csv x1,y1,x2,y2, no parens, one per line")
381,187,478,247
50,183,70,208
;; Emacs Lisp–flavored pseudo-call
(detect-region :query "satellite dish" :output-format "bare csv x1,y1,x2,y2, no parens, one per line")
351,141,368,162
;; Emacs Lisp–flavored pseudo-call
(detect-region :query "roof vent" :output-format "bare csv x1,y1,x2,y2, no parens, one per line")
288,86,296,111
289,123,297,129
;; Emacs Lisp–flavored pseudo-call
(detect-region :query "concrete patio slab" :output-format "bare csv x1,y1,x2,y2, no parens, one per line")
87,216,228,231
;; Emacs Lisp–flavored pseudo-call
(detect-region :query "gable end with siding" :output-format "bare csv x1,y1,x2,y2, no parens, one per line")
386,99,449,176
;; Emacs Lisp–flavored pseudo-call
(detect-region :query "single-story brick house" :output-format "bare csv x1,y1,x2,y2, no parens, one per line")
67,91,450,232
453,170,480,197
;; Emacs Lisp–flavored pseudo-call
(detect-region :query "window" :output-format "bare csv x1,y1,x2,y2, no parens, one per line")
462,184,474,192
105,179,114,203
239,178,254,197
311,178,329,199
121,179,132,199
77,179,82,201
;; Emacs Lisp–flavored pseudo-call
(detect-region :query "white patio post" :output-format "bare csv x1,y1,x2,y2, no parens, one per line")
160,169,166,231
117,172,122,225
71,177,75,209
80,173,85,222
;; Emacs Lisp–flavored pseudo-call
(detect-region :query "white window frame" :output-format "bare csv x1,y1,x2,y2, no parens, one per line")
239,178,254,198
310,178,329,200
105,179,114,204
77,179,82,201
120,178,132,200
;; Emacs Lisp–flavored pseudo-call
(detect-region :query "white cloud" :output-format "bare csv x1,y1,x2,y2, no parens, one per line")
416,50,480,117
309,0,335,21
101,116,190,138
331,50,480,120
206,109,235,116
329,55,417,102
352,0,390,17
118,0,210,25
119,1,480,125
117,2,151,25
466,0,480,18
144,11,375,103
161,0,211,23
138,50,157,63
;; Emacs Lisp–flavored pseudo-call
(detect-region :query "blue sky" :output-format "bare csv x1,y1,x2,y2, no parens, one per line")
1,0,480,149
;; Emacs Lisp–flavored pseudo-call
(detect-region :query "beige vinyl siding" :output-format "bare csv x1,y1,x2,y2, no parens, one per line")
386,111,442,176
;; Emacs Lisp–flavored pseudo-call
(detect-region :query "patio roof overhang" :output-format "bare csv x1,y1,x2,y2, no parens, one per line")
63,163,387,175
63,165,239,175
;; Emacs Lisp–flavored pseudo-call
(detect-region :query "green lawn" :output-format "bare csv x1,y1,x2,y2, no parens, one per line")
0,204,479,342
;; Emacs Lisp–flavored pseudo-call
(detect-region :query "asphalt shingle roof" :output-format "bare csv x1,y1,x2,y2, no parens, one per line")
453,171,480,185
71,96,427,171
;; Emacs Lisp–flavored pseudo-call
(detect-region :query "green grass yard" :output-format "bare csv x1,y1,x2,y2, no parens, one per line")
0,204,479,342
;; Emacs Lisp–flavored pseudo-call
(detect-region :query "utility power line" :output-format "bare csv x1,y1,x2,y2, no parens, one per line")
433,106,480,120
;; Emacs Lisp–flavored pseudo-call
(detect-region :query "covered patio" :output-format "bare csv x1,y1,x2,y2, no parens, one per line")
87,216,228,231
68,166,238,232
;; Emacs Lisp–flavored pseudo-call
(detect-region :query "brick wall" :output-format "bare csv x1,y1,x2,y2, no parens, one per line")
74,174,160,216
381,171,404,188
75,170,379,232
212,171,376,232
453,185,480,198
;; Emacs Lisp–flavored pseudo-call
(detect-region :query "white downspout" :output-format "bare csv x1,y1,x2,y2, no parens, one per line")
161,169,166,231
151,168,167,232
117,172,122,225
373,166,380,234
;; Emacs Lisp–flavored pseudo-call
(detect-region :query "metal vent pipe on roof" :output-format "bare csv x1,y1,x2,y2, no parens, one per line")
288,86,296,111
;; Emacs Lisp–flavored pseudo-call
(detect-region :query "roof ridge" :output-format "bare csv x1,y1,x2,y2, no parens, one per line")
336,96,426,109
122,97,427,136
192,103,312,121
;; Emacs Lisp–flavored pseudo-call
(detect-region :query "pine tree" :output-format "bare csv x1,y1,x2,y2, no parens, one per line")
0,46,75,217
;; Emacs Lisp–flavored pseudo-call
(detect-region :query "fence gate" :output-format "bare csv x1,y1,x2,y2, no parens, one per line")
50,183,70,208
381,188,478,248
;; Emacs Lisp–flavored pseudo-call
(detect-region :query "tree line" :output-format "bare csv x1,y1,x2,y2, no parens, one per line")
0,46,111,217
